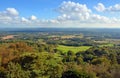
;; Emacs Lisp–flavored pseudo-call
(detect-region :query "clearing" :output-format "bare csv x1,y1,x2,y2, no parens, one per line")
57,45,91,53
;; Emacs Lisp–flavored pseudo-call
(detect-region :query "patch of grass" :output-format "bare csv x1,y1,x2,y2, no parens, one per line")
57,45,91,53
99,43,114,47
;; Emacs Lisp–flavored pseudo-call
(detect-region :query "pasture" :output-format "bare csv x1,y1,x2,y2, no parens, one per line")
57,45,91,53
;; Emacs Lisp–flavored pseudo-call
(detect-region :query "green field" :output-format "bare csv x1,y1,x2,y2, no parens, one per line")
99,43,114,47
57,45,91,53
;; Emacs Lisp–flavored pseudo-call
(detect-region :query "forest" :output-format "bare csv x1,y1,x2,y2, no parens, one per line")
0,28,120,78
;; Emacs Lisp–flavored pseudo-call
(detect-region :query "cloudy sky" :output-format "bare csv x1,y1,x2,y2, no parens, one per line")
0,0,120,28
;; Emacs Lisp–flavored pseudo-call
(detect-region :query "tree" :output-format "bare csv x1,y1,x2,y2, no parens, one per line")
62,70,96,78
15,52,63,78
91,57,110,66
6,62,30,78
67,50,74,56
0,67,6,78
109,54,117,65
76,57,84,65
30,52,63,78
63,51,75,63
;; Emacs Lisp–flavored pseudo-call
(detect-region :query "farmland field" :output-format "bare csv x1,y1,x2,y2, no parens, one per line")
57,45,91,53
99,43,114,47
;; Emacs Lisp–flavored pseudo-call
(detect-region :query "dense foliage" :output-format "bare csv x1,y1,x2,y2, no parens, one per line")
0,41,119,78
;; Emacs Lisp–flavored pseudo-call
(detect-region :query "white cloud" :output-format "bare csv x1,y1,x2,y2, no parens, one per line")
108,4,120,12
1,2,120,28
57,1,91,21
56,1,115,24
30,15,37,21
21,17,29,23
95,3,120,12
0,8,19,25
90,14,111,23
6,8,19,16
94,3,105,12
58,1,91,14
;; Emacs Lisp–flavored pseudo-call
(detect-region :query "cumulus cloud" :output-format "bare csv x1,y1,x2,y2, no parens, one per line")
21,17,29,23
30,15,37,21
0,2,120,28
0,8,19,25
57,1,91,14
108,4,120,12
56,1,116,24
94,3,105,12
95,3,120,12
57,1,91,21
6,8,19,16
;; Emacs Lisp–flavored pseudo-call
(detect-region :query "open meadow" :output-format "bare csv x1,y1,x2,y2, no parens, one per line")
57,45,91,53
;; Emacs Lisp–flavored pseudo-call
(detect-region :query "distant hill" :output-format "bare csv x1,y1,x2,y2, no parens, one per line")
1,28,120,32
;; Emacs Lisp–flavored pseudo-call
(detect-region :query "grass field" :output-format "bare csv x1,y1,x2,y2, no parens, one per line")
57,45,91,53
99,43,114,47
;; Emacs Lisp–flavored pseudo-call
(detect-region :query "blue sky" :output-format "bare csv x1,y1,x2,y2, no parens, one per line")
0,0,120,28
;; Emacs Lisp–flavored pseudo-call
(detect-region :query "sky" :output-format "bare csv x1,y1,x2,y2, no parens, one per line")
0,0,120,28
